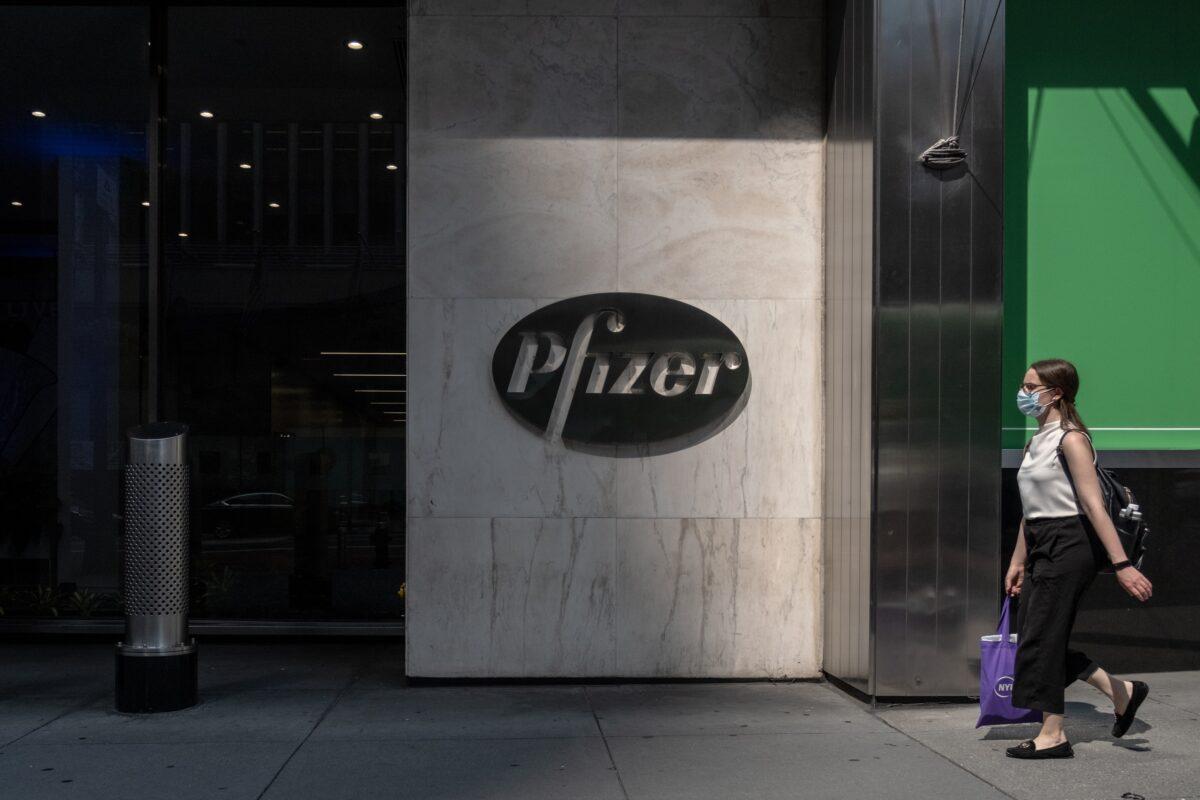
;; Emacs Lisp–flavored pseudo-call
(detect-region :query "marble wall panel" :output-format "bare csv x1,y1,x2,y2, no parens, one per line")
618,0,822,16
617,138,823,299
613,517,821,676
408,1,823,19
409,0,618,17
405,1,825,678
408,135,619,299
408,14,619,298
409,15,617,138
406,516,617,677
617,15,823,140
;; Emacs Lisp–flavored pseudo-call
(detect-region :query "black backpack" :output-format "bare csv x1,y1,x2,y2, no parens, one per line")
1053,428,1150,573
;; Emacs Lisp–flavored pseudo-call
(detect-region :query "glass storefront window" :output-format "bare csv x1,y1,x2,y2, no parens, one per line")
162,7,407,621
1,5,407,626
1,6,150,620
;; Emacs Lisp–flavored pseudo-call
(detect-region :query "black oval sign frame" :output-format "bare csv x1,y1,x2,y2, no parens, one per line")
490,292,752,457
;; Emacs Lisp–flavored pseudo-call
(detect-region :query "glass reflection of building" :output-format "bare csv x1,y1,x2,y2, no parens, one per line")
1,6,407,627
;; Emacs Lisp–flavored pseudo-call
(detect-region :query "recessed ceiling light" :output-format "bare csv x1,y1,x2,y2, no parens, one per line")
238,163,252,170
268,202,280,209
199,110,214,119
141,201,151,207
346,40,364,50
10,200,23,207
178,231,189,238
386,163,398,171
31,110,46,118
369,112,383,120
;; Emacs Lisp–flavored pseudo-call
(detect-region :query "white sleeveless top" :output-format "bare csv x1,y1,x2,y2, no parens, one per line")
1017,420,1095,519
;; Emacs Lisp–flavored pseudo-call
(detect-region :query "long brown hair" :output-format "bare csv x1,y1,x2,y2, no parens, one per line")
1030,357,1090,436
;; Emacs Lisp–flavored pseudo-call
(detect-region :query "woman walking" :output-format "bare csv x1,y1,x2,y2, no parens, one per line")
1004,358,1153,759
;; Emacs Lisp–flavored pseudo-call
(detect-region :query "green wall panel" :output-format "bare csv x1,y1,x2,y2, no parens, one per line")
1004,1,1200,450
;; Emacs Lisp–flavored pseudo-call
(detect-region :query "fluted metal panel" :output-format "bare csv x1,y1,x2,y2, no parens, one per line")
873,0,1005,697
822,0,875,695
825,0,1004,699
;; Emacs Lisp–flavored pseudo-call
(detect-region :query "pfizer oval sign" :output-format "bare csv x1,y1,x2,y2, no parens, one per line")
491,292,751,457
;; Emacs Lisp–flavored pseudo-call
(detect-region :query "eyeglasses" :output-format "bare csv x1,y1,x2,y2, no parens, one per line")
1018,382,1049,393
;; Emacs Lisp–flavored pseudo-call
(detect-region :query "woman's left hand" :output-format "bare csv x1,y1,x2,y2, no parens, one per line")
1116,566,1152,602
1004,562,1025,597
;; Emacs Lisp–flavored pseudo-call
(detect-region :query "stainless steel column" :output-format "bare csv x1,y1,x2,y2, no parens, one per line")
822,0,1006,701
115,422,198,712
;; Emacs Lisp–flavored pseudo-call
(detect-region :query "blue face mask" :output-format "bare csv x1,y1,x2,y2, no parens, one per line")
1016,388,1046,417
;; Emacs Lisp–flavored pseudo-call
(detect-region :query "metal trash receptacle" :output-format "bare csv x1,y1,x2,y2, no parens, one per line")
115,422,198,712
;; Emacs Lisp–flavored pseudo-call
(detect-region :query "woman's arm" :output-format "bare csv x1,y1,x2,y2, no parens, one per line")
1005,518,1027,596
1011,517,1027,566
1061,431,1153,602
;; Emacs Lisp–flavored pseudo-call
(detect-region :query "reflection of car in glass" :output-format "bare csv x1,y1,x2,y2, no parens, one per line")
334,492,388,531
201,492,294,539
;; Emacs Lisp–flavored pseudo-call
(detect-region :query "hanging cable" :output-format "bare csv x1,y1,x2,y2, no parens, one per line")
919,0,970,169
952,0,1005,137
919,0,1003,170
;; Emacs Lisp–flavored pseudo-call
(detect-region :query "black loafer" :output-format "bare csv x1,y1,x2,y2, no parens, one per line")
1112,680,1149,738
1005,738,1074,759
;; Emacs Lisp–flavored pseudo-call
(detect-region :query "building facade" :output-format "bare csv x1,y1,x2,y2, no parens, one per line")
405,2,825,678
1,1,1195,698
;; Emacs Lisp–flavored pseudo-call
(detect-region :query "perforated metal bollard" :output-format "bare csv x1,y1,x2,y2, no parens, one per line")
115,422,198,713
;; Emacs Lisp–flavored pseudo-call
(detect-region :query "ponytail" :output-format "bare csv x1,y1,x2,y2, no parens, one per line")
1057,396,1090,437
1029,357,1090,436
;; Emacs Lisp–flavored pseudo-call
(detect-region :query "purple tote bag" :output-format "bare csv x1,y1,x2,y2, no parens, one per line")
976,596,1042,726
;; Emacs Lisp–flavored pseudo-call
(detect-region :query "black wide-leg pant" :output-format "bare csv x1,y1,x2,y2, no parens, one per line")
1012,513,1107,715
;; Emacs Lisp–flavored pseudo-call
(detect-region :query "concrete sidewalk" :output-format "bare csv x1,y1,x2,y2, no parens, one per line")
0,642,1194,800
875,670,1200,800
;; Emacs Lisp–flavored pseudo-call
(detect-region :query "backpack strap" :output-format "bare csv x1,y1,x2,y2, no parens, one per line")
1055,427,1097,511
